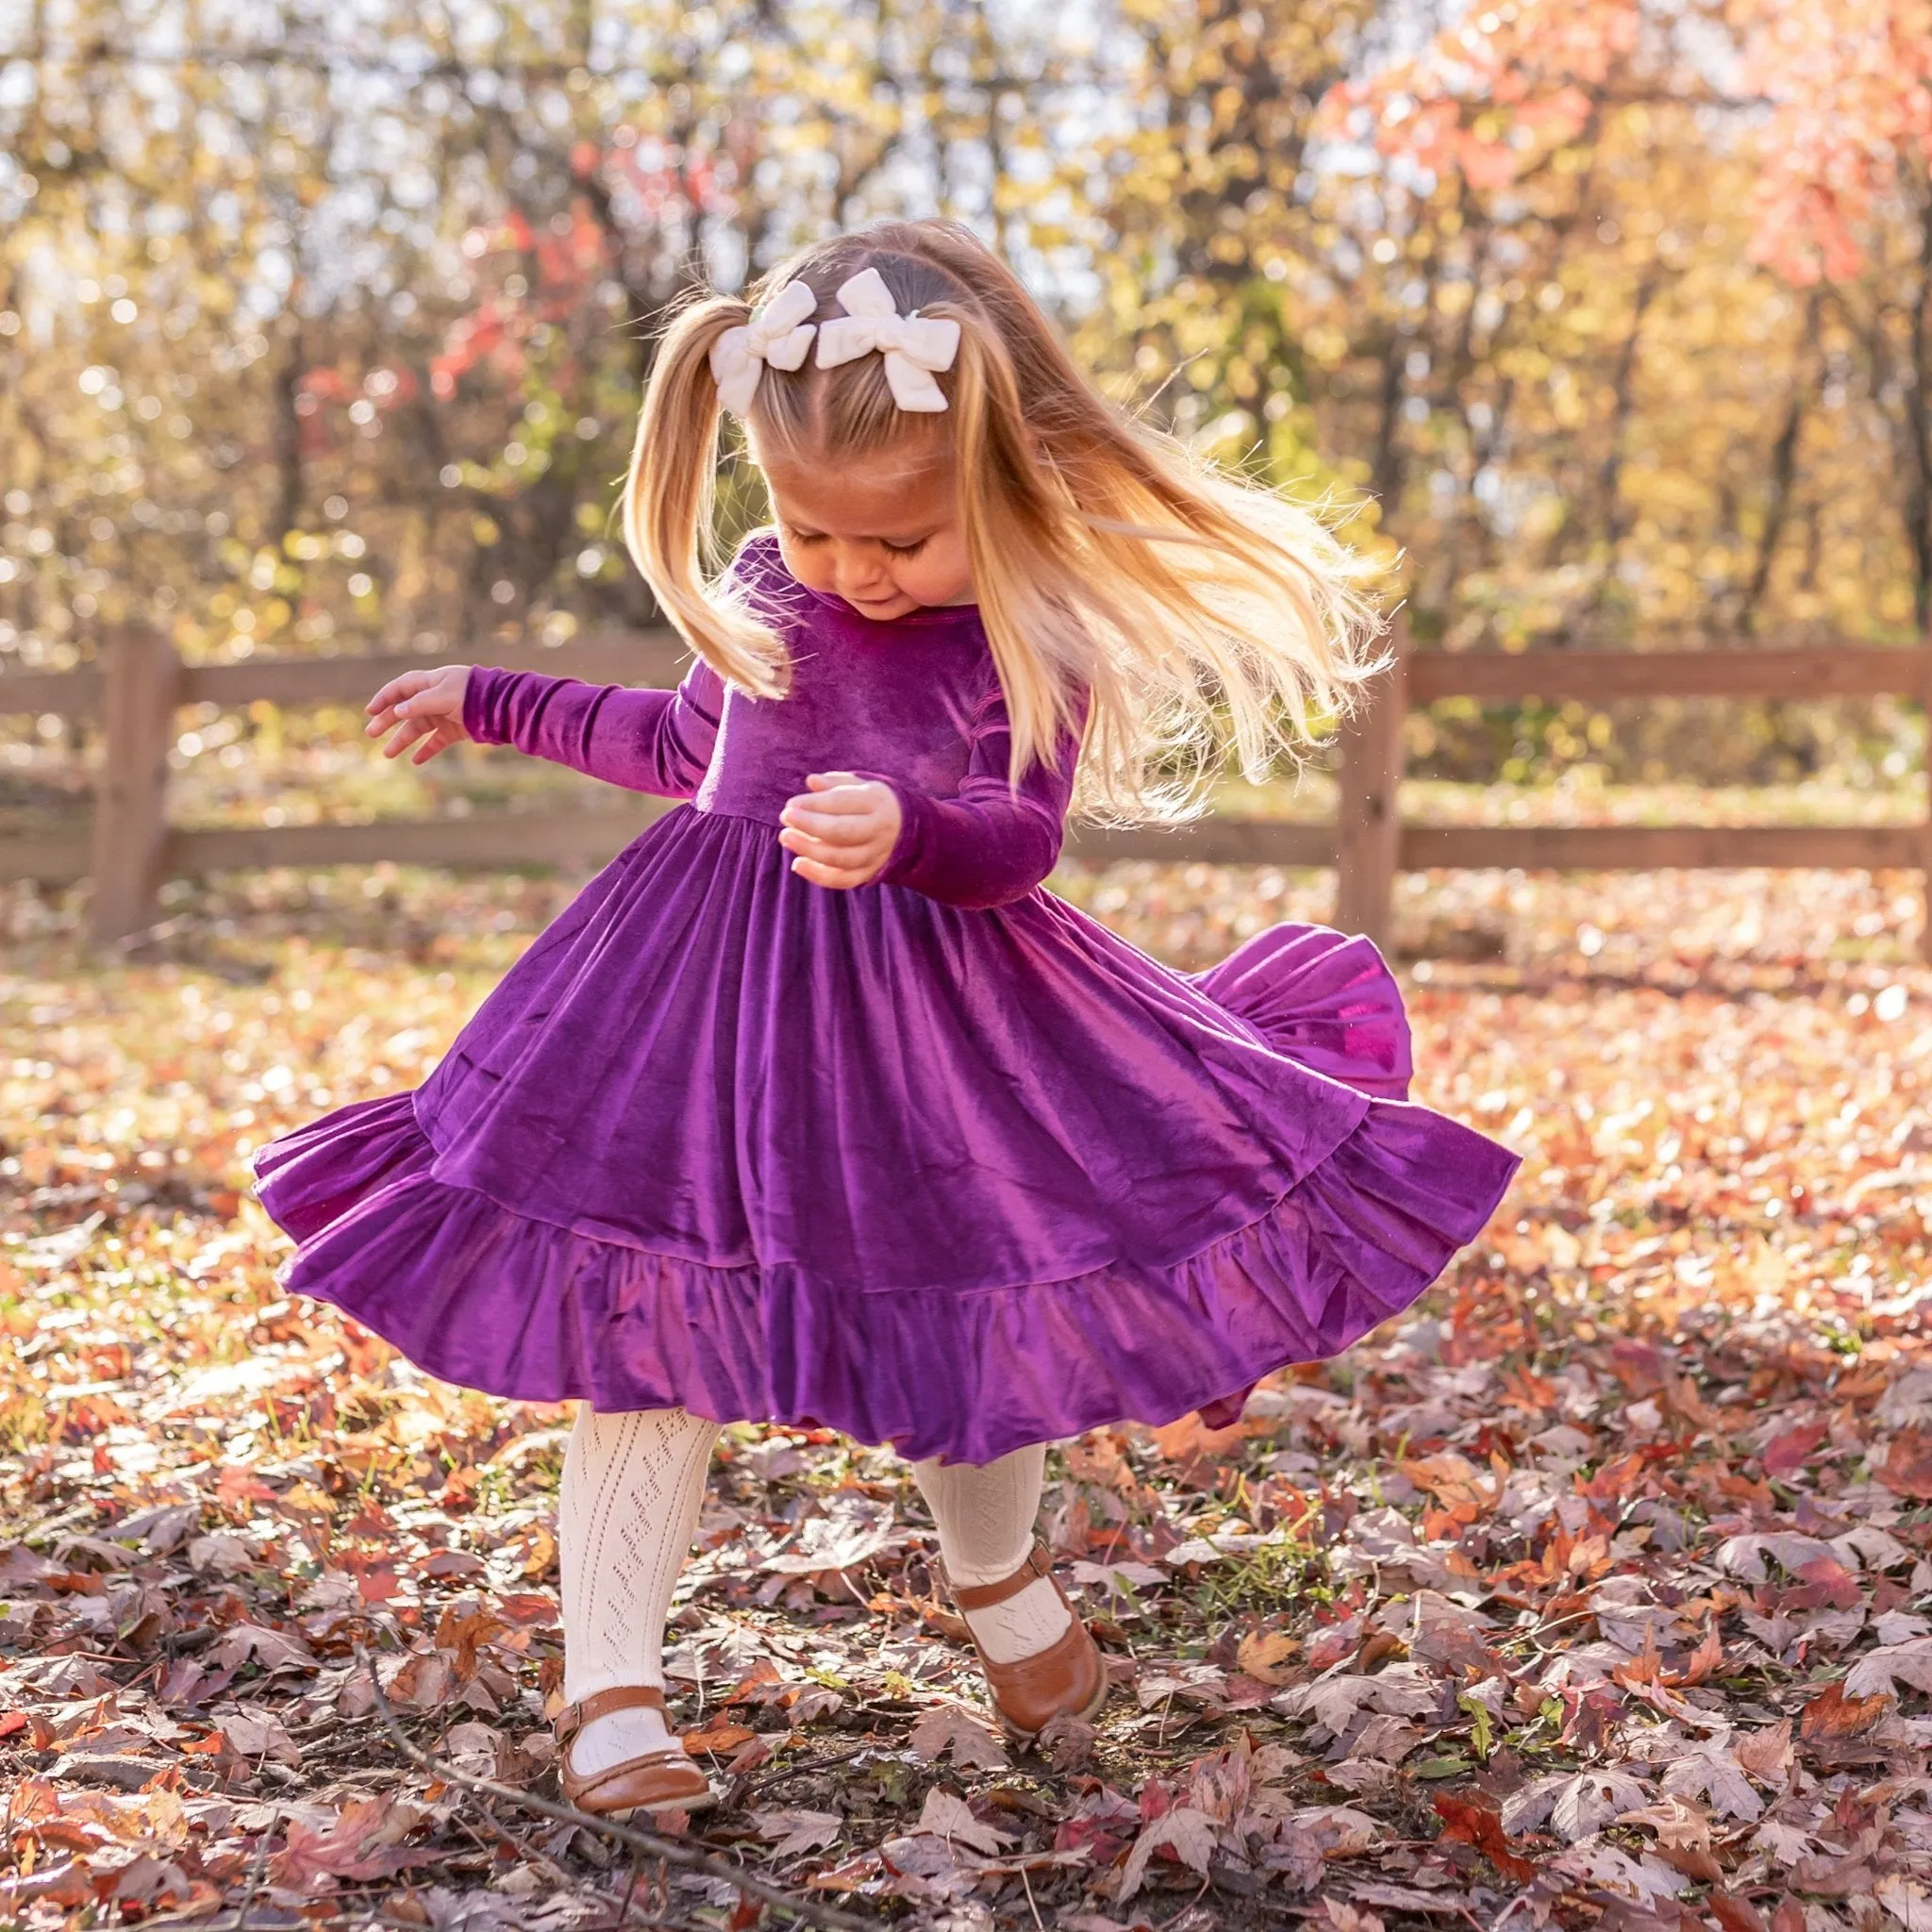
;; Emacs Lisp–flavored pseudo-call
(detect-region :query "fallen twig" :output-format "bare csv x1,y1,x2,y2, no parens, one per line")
234,1804,279,1932
730,1740,878,1806
356,1649,873,1932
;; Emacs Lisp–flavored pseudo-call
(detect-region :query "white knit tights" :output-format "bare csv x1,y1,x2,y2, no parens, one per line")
913,1444,1072,1664
558,1410,1068,1774
558,1404,719,1776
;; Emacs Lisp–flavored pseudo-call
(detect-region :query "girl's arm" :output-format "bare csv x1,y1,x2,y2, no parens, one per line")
870,685,1082,910
462,658,724,799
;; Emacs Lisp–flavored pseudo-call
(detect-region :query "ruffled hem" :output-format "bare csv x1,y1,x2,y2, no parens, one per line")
254,1089,1516,1465
1190,923,1413,1100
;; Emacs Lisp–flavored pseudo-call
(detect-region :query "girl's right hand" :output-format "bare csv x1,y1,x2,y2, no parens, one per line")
365,664,474,764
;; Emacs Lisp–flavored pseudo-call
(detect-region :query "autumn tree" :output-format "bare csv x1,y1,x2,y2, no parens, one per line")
3,0,1931,798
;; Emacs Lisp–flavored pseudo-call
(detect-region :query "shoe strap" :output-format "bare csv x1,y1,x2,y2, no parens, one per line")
556,1683,668,1744
948,1540,1056,1613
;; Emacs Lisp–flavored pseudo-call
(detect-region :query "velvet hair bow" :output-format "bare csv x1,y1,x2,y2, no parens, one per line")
708,280,819,416
814,268,961,413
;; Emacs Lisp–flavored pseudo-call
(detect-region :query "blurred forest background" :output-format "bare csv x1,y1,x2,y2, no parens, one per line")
3,0,1931,821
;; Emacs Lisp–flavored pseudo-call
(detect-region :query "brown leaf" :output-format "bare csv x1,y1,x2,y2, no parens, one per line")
1708,1895,1770,1932
269,1795,432,1894
1038,1711,1096,1773
1664,1621,1726,1687
209,1622,318,1674
913,1787,1015,1855
1734,1719,1793,1782
1320,1907,1386,1932
1398,1452,1498,1516
387,1652,455,1711
1876,1430,1932,1498
1118,1805,1217,1901
750,1808,842,1858
1799,1680,1890,1740
1146,1413,1247,1466
211,1708,300,1766
431,1598,505,1678
907,1703,1010,1772
680,1721,756,1756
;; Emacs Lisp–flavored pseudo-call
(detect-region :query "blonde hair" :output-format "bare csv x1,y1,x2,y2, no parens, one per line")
623,220,1382,817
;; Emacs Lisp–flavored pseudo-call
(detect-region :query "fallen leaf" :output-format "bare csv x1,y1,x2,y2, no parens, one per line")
1433,1792,1536,1882
907,1703,1010,1773
1118,1805,1216,1901
1734,1719,1793,1782
269,1796,431,1893
210,1623,318,1675
751,1809,843,1858
1235,1627,1299,1685
914,1787,1014,1856
1842,1636,1932,1703
1802,1679,1893,1738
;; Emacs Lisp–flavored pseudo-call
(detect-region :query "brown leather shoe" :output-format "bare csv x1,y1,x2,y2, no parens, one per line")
946,1541,1108,1742
556,1685,715,1820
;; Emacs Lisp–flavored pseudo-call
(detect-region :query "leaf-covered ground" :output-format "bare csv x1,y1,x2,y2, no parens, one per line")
5,859,1932,1932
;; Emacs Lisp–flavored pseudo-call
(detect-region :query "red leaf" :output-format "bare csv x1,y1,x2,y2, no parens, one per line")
1762,1421,1828,1478
1795,1556,1861,1611
1877,1431,1932,1498
1433,1793,1537,1883
1709,1894,1769,1932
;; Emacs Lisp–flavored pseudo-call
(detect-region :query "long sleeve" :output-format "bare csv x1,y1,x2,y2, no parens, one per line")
462,658,724,798
873,686,1082,910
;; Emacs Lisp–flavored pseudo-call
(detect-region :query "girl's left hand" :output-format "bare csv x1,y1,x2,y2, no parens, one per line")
778,773,903,889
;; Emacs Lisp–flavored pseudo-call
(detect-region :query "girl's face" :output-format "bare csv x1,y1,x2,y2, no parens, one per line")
759,450,974,623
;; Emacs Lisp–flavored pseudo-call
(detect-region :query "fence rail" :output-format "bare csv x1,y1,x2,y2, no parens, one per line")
3,624,1928,952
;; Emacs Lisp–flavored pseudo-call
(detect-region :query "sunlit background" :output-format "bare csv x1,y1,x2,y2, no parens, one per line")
3,0,1929,856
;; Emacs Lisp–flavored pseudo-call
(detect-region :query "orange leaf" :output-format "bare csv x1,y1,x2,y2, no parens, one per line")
1235,1629,1300,1687
1799,1681,1889,1740
1664,1623,1726,1688
681,1722,756,1756
1147,1412,1247,1464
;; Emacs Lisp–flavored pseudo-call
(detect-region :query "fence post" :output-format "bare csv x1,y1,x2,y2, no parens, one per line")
1335,608,1409,954
89,625,181,944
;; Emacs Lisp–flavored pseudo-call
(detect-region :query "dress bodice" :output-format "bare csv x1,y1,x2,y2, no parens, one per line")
694,546,996,824
463,532,1080,910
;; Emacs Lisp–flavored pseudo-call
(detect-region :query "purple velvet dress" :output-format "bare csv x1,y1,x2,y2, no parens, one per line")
254,536,1518,1464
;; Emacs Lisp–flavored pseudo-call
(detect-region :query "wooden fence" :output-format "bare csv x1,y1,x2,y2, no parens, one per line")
2,624,1928,953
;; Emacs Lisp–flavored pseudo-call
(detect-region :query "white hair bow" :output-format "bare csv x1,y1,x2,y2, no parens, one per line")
708,280,819,416
814,268,960,413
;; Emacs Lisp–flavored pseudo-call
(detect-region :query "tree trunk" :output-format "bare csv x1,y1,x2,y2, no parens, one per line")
1736,288,1821,638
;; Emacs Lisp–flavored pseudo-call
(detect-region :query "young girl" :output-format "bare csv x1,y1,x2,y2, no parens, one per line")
255,220,1517,1822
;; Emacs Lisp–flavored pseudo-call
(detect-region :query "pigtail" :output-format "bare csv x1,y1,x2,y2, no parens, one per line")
945,318,1099,791
624,297,791,699
932,259,1383,819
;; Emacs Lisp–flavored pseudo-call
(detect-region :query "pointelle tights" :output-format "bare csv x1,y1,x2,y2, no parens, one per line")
558,1405,1072,1775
